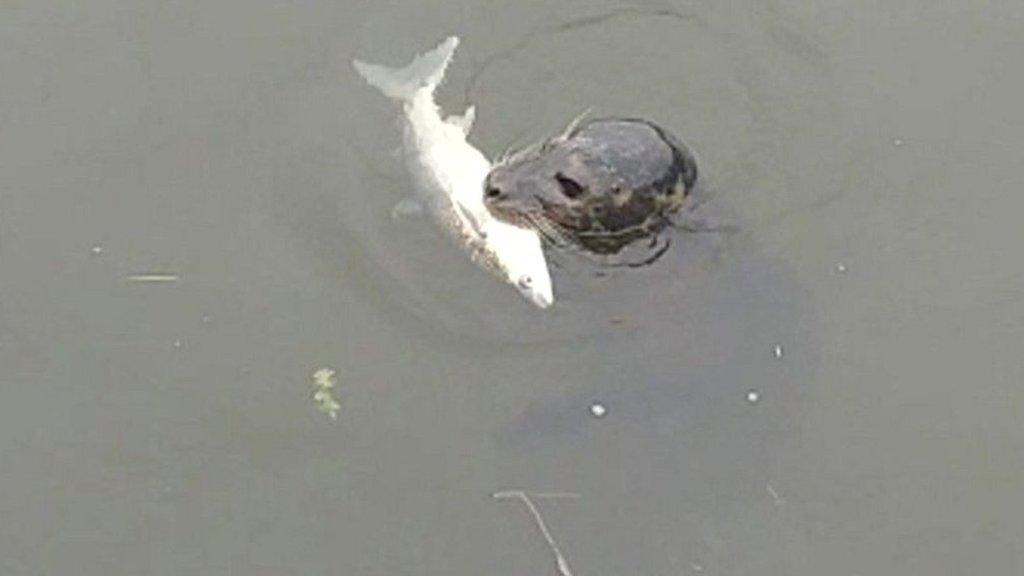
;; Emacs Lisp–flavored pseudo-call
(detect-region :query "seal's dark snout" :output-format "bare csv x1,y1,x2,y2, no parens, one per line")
482,174,522,223
483,170,509,204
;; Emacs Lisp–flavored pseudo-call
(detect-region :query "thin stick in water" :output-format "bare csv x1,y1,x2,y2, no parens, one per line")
493,490,577,576
126,273,180,283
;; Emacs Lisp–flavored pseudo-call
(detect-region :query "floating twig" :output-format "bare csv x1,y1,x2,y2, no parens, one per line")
493,490,578,576
126,273,180,283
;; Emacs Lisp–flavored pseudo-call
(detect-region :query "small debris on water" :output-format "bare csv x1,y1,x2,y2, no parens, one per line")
746,390,761,404
126,273,180,283
772,344,784,359
835,262,847,274
893,138,904,147
172,339,183,349
90,245,103,255
589,403,607,418
312,367,341,420
691,563,704,573
201,314,211,324
767,483,785,506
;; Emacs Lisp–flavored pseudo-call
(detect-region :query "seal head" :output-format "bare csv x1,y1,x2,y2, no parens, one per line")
484,118,697,255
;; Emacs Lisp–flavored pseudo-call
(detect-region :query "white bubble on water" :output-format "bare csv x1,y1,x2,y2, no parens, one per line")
589,403,607,418
746,390,761,404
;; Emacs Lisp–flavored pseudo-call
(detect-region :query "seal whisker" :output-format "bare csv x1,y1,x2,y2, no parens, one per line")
554,107,594,142
602,234,673,268
527,213,575,249
673,221,740,234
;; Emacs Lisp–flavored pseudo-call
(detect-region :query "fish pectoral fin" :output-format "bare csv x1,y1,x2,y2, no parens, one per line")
446,105,476,135
453,200,487,240
390,198,425,220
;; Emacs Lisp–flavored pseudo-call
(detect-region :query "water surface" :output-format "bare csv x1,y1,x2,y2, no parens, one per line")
2,1,1023,574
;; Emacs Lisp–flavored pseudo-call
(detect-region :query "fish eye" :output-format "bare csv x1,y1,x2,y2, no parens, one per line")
554,173,585,199
517,275,533,288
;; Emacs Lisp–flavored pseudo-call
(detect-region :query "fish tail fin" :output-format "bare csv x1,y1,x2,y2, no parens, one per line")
352,36,459,102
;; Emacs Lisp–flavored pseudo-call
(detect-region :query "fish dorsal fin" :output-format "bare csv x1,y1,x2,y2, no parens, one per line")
445,105,476,135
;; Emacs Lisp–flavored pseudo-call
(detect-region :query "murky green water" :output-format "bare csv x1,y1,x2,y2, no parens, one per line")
3,1,1023,574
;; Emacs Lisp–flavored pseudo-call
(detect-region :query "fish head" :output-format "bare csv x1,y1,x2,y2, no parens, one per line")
488,224,554,309
509,262,552,309
511,263,554,309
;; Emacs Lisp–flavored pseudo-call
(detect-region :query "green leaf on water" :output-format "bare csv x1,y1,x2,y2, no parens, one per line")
311,367,341,420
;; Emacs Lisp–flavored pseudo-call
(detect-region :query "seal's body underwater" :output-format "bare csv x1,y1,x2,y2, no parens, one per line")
484,118,698,257
353,38,554,308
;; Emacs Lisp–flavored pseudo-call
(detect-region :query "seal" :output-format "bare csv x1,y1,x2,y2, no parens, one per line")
483,117,698,257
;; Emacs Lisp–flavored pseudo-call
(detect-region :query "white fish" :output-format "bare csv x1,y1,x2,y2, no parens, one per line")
353,37,554,308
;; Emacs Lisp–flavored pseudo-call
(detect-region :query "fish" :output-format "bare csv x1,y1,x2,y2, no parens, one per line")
353,36,554,308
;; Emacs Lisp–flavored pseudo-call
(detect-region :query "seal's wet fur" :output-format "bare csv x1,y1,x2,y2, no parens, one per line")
484,118,698,256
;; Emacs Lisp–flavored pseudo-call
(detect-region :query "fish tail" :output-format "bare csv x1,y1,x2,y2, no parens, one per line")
352,36,459,101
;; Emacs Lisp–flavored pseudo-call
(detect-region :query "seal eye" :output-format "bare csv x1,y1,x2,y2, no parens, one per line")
485,186,502,199
554,173,585,199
